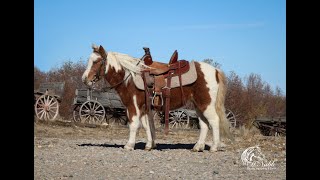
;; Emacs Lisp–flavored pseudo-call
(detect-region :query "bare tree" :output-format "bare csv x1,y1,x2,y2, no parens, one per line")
34,66,47,90
202,58,222,69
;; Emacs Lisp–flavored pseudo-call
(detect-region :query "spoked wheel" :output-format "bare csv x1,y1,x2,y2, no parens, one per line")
226,109,237,128
169,109,190,129
72,105,81,123
34,95,59,121
79,100,106,124
107,109,128,126
153,111,165,128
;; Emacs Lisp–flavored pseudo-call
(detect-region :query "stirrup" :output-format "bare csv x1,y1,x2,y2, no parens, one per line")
151,91,163,106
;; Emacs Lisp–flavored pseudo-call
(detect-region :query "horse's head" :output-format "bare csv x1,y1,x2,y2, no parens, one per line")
82,44,108,86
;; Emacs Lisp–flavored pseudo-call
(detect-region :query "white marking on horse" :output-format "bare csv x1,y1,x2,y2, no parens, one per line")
140,114,154,150
199,62,221,151
82,52,101,85
124,95,140,150
105,52,122,74
106,52,150,86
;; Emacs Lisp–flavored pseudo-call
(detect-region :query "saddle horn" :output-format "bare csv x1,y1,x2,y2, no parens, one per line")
142,47,153,65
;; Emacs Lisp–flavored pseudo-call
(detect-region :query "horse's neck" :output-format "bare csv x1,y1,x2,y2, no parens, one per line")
110,75,142,107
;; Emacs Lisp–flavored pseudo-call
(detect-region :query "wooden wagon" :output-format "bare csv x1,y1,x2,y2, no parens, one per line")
252,117,286,136
72,88,128,125
34,82,65,121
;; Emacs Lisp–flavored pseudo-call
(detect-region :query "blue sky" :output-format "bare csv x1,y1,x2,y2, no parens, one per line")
34,0,286,94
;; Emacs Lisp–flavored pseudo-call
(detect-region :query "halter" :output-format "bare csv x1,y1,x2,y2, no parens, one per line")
95,56,106,80
92,55,132,91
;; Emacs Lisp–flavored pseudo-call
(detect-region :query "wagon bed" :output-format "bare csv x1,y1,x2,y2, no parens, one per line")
252,117,286,136
73,88,128,125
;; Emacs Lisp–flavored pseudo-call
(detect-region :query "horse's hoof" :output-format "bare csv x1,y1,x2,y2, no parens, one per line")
209,147,218,152
152,143,157,149
144,147,152,151
192,149,204,152
145,144,157,151
124,144,134,151
192,143,204,152
191,148,199,152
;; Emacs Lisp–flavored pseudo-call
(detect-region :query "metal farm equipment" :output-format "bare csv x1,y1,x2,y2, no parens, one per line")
72,88,128,125
34,82,65,121
252,117,286,136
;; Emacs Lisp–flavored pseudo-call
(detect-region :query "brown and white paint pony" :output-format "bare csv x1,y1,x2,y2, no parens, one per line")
82,44,233,152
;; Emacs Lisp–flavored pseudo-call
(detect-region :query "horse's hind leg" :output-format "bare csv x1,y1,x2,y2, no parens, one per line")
192,114,209,152
141,114,156,150
203,106,221,152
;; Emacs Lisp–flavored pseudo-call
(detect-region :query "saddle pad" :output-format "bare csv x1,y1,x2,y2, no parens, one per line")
133,61,197,90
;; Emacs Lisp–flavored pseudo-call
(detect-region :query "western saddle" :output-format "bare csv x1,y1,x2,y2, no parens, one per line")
140,47,190,134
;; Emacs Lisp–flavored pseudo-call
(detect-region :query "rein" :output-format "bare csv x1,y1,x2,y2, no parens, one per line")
101,73,132,92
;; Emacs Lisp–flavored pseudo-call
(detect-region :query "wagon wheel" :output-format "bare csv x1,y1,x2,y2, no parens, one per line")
107,109,128,126
79,100,106,124
153,111,165,128
252,120,271,136
34,95,59,121
169,110,190,129
72,105,81,122
226,109,237,128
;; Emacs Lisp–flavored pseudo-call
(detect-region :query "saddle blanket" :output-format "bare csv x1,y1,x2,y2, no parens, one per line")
133,61,197,90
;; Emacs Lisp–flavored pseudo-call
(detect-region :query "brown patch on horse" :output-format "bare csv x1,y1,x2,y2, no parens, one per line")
98,46,108,59
168,62,211,113
87,56,104,81
215,70,220,84
121,80,146,122
103,67,146,122
188,62,211,113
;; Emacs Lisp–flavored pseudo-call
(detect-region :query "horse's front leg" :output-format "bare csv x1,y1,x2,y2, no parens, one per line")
141,114,156,150
124,114,140,151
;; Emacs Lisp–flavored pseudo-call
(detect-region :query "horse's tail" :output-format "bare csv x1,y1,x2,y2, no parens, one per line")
215,69,234,141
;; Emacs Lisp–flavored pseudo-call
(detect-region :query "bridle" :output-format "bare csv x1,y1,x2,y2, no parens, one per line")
91,55,132,91
94,56,107,81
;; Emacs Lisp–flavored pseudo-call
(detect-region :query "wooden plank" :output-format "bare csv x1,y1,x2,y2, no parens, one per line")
73,88,125,108
75,89,122,100
73,98,125,108
38,82,65,96
255,117,286,123
73,97,88,104
76,89,89,97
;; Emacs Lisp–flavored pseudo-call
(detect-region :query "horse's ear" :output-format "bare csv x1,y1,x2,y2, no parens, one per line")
99,45,108,59
92,44,99,52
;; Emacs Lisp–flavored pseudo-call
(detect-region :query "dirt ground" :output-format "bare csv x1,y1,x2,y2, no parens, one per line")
34,120,286,180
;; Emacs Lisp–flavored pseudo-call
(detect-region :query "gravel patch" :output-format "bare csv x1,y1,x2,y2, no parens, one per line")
34,121,286,179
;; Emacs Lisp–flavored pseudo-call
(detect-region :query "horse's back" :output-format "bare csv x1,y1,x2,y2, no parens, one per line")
197,62,221,87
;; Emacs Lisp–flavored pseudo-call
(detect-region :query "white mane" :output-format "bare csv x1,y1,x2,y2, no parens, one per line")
106,52,150,85
107,52,149,73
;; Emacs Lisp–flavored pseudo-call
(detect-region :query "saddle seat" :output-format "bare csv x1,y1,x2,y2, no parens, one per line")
141,47,188,76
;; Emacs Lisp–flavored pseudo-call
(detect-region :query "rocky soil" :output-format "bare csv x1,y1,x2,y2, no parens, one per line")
34,120,286,179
